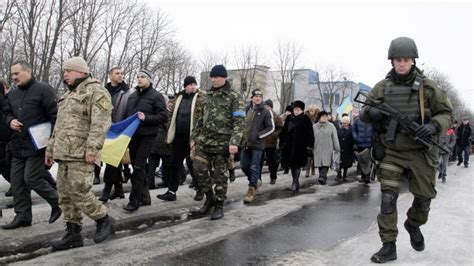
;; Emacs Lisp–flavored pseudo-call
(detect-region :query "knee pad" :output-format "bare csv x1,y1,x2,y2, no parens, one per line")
413,197,431,212
381,191,398,214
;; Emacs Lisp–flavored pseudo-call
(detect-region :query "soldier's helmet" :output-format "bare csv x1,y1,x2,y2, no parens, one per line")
388,37,418,59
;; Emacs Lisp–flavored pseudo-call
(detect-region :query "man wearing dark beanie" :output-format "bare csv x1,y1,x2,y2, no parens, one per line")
191,65,245,220
157,76,205,202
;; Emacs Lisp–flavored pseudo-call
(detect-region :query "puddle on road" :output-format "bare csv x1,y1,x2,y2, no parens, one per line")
153,183,383,265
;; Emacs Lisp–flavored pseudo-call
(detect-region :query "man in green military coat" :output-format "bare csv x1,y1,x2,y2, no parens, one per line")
190,65,245,220
361,37,454,263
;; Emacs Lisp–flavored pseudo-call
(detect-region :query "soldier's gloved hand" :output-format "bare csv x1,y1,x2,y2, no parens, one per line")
367,107,384,121
415,123,439,138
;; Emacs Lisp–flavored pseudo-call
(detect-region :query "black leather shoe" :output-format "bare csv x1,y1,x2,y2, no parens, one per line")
157,191,177,201
404,220,425,251
270,179,276,185
123,202,139,212
49,206,62,224
2,217,32,230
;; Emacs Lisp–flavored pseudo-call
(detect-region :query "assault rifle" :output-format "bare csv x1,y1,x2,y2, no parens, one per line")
354,90,450,154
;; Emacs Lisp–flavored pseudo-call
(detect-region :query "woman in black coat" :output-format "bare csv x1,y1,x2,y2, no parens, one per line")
280,100,314,192
337,116,355,181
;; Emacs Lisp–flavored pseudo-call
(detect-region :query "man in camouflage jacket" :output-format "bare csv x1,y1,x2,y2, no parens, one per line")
190,65,245,220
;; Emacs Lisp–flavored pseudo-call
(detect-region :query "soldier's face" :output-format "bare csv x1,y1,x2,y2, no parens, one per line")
137,75,150,88
210,76,226,88
11,64,32,86
393,57,413,76
63,70,87,85
109,69,124,84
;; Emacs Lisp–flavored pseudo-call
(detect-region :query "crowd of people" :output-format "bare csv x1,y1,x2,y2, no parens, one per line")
0,37,471,263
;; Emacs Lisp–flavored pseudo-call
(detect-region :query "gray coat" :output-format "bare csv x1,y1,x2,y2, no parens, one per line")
313,122,340,167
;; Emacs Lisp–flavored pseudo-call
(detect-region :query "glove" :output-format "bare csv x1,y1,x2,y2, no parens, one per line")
306,147,313,157
415,123,439,139
367,107,384,121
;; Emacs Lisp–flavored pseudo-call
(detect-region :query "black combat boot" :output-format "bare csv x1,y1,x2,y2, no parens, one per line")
191,191,216,215
229,168,236,182
370,241,397,263
210,200,224,220
404,220,425,251
99,183,113,203
109,182,125,200
51,223,84,250
94,215,116,243
194,190,204,201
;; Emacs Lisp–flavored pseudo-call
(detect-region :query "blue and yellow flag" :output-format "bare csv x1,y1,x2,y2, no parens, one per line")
336,97,353,117
101,113,141,167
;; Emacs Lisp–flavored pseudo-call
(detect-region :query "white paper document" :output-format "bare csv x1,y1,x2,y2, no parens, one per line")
28,122,52,150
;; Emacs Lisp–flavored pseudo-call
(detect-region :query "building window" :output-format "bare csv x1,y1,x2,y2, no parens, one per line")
334,93,340,106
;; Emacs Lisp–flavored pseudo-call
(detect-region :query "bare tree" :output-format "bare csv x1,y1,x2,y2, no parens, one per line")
315,64,351,113
198,48,230,90
424,67,472,120
233,44,264,101
272,40,302,112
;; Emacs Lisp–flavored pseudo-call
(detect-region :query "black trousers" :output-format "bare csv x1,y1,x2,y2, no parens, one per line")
147,153,171,186
0,142,11,182
168,135,191,192
129,136,154,207
260,148,279,180
11,155,58,222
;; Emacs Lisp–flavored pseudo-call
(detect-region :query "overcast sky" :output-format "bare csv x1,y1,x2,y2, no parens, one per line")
147,0,473,109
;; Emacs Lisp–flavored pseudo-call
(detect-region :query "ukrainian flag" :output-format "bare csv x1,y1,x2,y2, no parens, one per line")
101,113,141,167
336,97,353,117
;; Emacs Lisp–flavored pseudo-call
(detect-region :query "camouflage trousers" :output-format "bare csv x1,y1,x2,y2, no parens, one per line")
193,146,229,201
57,161,107,224
376,149,437,243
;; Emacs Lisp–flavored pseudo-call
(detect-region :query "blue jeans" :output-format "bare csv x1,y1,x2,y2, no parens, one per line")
438,153,448,179
457,145,470,166
240,148,264,188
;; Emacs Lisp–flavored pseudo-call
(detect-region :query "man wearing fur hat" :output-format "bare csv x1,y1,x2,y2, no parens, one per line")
46,56,115,250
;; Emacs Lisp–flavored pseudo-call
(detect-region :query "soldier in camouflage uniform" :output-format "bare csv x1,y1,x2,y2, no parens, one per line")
46,57,116,250
190,65,245,220
361,37,454,263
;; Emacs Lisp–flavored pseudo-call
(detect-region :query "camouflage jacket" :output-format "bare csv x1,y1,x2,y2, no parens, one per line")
191,81,245,153
46,77,112,161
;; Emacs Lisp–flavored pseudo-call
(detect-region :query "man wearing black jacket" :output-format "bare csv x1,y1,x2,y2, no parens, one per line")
157,76,204,201
456,117,472,168
99,67,132,203
2,60,61,229
123,69,167,212
241,89,274,204
0,79,12,195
